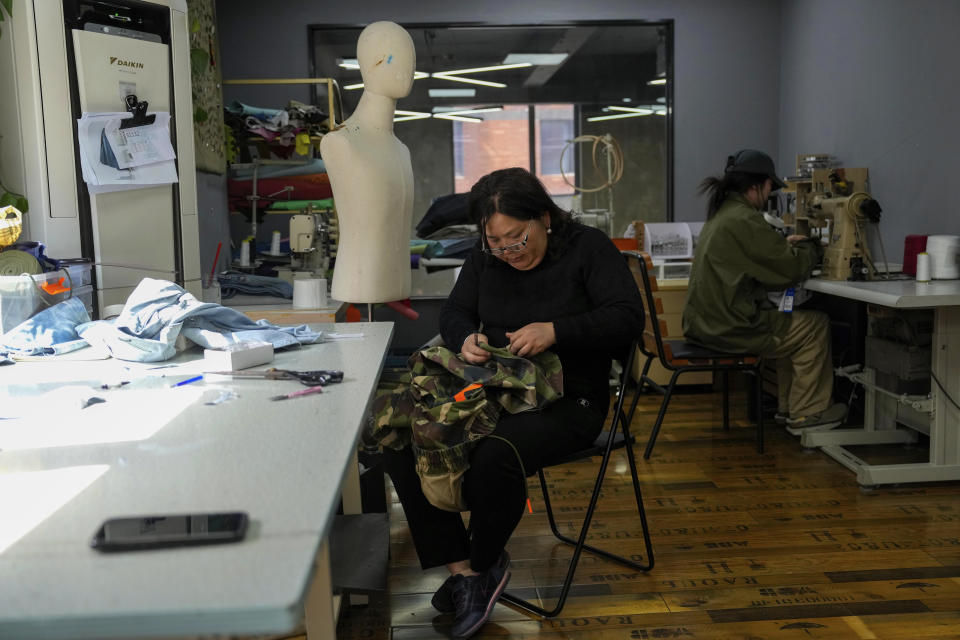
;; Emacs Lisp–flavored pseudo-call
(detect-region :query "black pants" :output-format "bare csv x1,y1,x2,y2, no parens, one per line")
382,394,605,572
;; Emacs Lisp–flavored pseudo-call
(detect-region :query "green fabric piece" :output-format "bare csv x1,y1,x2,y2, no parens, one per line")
371,343,564,477
409,240,442,258
266,199,334,211
682,194,822,353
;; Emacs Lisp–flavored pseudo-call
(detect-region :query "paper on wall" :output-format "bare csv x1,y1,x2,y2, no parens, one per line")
76,112,179,193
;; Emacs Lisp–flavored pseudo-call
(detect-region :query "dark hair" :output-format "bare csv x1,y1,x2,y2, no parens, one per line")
698,171,768,220
468,167,574,259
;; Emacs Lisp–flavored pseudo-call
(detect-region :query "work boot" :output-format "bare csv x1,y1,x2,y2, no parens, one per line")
431,551,510,614
785,402,847,434
449,554,511,639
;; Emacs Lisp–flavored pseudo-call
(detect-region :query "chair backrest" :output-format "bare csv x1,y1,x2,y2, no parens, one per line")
623,251,676,364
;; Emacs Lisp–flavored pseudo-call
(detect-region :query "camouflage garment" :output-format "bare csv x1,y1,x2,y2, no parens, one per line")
371,343,563,511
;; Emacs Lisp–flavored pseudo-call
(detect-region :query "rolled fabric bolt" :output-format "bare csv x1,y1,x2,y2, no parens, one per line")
240,240,250,266
916,252,931,283
270,231,281,255
293,278,324,309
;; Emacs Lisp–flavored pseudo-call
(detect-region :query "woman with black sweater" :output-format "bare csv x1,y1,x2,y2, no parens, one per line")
382,167,644,638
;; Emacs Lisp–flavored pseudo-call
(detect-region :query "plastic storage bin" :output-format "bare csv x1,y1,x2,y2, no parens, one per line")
0,269,94,333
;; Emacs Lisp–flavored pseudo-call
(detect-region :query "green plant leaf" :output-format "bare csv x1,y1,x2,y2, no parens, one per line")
15,196,28,213
190,18,200,34
0,0,11,18
190,47,209,76
194,106,208,124
0,191,18,208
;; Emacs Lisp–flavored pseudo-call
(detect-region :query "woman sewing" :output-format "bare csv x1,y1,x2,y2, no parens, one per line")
683,149,845,430
380,167,643,639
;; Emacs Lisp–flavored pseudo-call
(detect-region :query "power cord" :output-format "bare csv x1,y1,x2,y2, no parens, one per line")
931,369,960,412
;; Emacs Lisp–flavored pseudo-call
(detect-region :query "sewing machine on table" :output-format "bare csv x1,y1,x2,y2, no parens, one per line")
785,166,883,281
273,203,336,284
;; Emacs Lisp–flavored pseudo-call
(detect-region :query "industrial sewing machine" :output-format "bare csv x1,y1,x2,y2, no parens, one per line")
785,165,882,281
273,203,336,283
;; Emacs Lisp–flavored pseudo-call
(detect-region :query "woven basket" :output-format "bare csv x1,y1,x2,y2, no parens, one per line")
0,206,23,249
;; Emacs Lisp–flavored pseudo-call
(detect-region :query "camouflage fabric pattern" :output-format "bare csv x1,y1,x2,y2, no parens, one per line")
371,343,564,479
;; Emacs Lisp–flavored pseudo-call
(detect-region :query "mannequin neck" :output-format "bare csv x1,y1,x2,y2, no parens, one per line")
348,91,397,133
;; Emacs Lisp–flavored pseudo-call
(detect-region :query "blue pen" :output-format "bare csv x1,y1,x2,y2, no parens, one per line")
171,375,203,388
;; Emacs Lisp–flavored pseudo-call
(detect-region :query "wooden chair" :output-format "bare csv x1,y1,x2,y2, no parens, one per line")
624,251,764,459
499,343,654,617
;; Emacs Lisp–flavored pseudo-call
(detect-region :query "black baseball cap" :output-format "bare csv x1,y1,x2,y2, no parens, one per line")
725,149,787,190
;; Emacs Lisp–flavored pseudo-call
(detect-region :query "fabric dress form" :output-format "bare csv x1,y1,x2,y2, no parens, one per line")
321,21,415,304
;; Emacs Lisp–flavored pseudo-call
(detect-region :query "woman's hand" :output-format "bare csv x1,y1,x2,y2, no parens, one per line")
786,234,809,245
506,322,556,358
460,333,491,364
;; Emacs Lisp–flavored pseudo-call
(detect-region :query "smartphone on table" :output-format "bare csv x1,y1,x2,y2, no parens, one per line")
90,512,249,552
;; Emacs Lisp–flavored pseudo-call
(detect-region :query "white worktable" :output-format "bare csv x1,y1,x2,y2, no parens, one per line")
0,321,393,639
803,278,960,486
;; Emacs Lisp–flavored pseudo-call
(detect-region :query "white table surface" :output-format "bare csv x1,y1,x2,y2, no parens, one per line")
801,277,960,485
0,321,393,639
805,277,960,308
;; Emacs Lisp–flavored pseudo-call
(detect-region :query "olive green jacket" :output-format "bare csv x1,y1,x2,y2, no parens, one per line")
682,194,822,354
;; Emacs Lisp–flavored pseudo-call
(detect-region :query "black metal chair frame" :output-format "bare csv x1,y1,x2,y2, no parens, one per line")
499,343,655,618
624,250,765,460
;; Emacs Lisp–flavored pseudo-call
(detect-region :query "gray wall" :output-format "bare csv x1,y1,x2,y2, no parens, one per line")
779,0,960,260
215,0,782,227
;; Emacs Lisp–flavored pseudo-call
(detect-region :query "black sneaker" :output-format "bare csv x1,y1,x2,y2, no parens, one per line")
449,556,511,639
431,551,510,614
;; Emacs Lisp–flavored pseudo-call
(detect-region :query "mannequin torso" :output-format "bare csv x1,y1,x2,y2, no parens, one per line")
321,22,415,304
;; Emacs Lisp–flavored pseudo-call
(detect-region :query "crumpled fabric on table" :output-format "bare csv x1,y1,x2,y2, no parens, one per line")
77,278,323,362
0,297,91,356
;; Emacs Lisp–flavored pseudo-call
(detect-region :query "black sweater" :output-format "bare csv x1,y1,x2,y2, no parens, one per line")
439,223,644,411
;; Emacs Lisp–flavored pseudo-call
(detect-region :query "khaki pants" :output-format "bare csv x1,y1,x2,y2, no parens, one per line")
760,310,833,419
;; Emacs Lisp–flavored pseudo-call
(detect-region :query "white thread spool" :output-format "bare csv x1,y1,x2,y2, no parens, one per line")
293,278,323,309
270,231,281,255
927,235,959,279
240,240,251,267
916,252,931,283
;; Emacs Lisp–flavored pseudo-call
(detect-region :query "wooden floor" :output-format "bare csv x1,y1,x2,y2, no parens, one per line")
333,388,960,640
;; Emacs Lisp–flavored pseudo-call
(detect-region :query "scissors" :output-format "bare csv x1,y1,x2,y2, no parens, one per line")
207,368,344,386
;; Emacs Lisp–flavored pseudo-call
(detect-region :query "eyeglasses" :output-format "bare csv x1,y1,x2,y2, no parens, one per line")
483,223,531,256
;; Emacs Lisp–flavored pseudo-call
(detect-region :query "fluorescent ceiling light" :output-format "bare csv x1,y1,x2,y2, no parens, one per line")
647,77,667,86
608,106,653,115
433,113,483,123
393,110,431,122
430,75,506,88
431,107,502,115
586,112,651,122
502,53,568,65
429,88,477,98
435,62,532,75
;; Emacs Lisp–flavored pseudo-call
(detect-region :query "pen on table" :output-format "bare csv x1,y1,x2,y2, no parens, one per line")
271,384,324,401
476,322,483,346
170,375,203,388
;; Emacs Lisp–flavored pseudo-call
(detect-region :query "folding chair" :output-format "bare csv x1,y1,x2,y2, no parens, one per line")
624,251,764,459
499,342,654,617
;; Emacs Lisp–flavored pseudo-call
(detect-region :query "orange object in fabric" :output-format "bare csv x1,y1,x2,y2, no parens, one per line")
453,382,482,402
